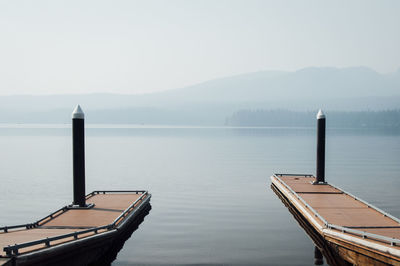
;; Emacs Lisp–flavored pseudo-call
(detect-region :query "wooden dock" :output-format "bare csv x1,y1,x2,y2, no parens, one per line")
271,174,400,265
0,191,151,266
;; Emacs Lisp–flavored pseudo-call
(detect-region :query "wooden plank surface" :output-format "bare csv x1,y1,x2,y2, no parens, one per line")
300,194,366,208
288,183,342,193
316,208,399,227
282,176,341,193
0,193,144,256
275,175,400,245
42,194,141,228
87,194,142,210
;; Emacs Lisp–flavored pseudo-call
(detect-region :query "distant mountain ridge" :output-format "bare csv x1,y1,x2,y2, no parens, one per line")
0,66,399,124
154,66,399,103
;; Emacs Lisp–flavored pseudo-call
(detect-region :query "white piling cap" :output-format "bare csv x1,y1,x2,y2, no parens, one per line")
72,105,85,119
316,109,325,119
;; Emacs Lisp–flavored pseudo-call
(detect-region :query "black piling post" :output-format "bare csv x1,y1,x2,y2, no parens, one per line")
314,246,323,265
72,105,86,207
315,109,326,184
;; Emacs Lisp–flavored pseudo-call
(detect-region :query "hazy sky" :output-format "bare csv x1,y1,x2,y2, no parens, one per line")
0,0,399,95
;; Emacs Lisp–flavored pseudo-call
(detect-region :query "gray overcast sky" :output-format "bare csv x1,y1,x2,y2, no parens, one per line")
0,0,399,95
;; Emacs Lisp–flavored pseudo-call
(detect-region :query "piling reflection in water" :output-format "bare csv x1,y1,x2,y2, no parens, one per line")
314,246,323,265
270,184,351,266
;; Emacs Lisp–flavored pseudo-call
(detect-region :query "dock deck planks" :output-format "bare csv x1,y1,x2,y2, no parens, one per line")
41,194,141,228
271,174,400,265
0,192,147,257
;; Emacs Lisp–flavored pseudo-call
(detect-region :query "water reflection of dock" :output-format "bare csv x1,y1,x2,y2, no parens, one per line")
271,174,400,265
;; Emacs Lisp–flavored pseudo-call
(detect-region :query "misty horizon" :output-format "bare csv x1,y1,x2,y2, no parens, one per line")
0,65,399,97
0,65,399,126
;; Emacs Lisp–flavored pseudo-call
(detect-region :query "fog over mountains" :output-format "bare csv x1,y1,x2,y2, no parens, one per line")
1,67,399,125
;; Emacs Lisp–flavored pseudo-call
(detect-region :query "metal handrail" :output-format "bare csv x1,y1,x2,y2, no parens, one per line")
274,173,314,177
86,190,147,199
0,223,36,233
326,223,400,246
2,190,149,256
111,191,148,227
92,190,147,194
35,206,69,226
4,224,113,256
273,174,400,247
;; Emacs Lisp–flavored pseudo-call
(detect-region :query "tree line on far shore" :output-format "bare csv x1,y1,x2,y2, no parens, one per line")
225,109,400,129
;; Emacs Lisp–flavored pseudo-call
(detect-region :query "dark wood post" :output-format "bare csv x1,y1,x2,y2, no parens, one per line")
72,105,86,207
315,109,326,184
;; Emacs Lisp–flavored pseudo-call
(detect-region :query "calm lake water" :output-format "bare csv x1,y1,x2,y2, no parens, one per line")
0,125,399,265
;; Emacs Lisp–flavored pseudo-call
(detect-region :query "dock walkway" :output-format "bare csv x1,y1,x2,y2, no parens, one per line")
271,174,400,265
0,191,150,258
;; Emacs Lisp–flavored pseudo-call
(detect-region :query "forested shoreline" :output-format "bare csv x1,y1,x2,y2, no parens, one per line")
225,109,400,129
